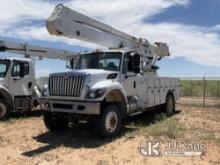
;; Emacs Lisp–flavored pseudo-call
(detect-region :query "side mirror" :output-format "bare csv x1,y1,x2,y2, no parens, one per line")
133,54,140,74
66,61,70,69
66,59,75,69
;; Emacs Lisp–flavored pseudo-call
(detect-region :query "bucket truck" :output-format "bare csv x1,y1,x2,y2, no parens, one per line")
42,4,180,138
0,40,78,120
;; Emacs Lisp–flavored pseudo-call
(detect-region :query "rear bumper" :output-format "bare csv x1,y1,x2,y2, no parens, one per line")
40,97,100,115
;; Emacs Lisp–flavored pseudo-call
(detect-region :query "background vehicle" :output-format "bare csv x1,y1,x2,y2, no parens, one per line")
43,4,180,138
0,40,78,120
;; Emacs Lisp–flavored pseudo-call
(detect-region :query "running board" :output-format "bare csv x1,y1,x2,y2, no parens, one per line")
129,111,142,116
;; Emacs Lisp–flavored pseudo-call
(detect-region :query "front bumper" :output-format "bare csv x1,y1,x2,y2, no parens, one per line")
40,97,100,115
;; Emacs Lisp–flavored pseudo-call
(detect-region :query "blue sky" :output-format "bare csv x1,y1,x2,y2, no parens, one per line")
0,0,220,77
147,0,220,27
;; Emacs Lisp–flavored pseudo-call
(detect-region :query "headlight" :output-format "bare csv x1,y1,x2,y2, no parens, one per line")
85,75,92,87
42,85,48,96
86,88,107,99
89,92,96,99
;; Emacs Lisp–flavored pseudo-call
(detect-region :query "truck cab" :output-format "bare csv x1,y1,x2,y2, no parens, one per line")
0,39,81,120
0,58,36,120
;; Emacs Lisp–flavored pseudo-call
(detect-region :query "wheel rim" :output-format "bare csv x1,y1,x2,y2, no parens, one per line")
105,111,118,133
0,103,7,118
167,96,174,114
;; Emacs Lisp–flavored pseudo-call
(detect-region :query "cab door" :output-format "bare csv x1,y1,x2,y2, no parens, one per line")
121,52,139,97
8,60,34,96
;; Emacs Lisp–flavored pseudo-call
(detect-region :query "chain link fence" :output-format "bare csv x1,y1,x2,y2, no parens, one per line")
179,76,220,107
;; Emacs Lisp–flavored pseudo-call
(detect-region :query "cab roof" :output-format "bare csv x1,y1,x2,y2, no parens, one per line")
0,57,32,62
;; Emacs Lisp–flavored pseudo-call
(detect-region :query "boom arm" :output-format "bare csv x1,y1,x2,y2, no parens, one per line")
0,40,79,60
47,4,170,58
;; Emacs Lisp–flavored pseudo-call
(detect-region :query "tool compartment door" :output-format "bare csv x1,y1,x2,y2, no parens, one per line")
154,77,161,105
159,78,169,104
147,78,155,107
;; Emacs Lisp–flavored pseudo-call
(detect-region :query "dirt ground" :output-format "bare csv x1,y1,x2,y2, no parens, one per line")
0,98,219,165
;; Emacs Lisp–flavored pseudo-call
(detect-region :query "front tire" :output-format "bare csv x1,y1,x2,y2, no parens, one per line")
0,99,11,120
43,111,69,132
165,94,175,116
95,104,121,138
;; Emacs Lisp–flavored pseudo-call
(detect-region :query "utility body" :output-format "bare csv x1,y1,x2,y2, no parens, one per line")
44,4,180,138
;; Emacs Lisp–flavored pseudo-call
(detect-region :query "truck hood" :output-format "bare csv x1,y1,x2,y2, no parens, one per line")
74,69,116,76
51,69,117,77
50,69,119,85
81,69,119,86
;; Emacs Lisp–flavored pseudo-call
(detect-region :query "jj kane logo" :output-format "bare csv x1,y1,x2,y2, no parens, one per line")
139,140,207,157
139,141,161,157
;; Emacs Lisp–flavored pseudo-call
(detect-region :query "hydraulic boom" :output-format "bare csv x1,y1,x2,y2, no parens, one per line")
0,40,78,60
46,4,170,60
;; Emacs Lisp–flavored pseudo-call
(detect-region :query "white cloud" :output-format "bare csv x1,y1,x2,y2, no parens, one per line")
129,23,220,66
67,0,189,27
211,24,220,32
0,0,51,25
0,0,220,67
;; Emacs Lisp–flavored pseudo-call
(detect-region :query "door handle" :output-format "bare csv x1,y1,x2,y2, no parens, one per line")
28,82,32,89
133,81,136,88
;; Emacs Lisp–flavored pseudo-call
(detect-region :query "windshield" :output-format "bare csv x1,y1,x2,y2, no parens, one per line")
0,60,10,78
76,52,122,71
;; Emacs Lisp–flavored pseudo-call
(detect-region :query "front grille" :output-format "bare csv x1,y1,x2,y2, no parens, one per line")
49,74,85,97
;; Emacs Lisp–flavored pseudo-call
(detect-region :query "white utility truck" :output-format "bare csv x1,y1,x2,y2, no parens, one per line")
0,40,78,120
42,4,180,138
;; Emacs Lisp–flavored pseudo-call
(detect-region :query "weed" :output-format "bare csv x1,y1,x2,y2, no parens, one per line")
146,117,184,139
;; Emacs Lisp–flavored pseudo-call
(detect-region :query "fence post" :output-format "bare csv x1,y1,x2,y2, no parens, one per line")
190,79,194,96
203,73,207,107
217,81,220,97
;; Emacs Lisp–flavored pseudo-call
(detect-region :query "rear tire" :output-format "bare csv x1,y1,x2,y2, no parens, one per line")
0,99,11,120
43,111,68,132
95,104,121,138
165,94,175,116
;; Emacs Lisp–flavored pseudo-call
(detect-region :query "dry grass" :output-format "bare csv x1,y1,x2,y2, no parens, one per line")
146,117,184,139
0,98,219,165
124,113,184,139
